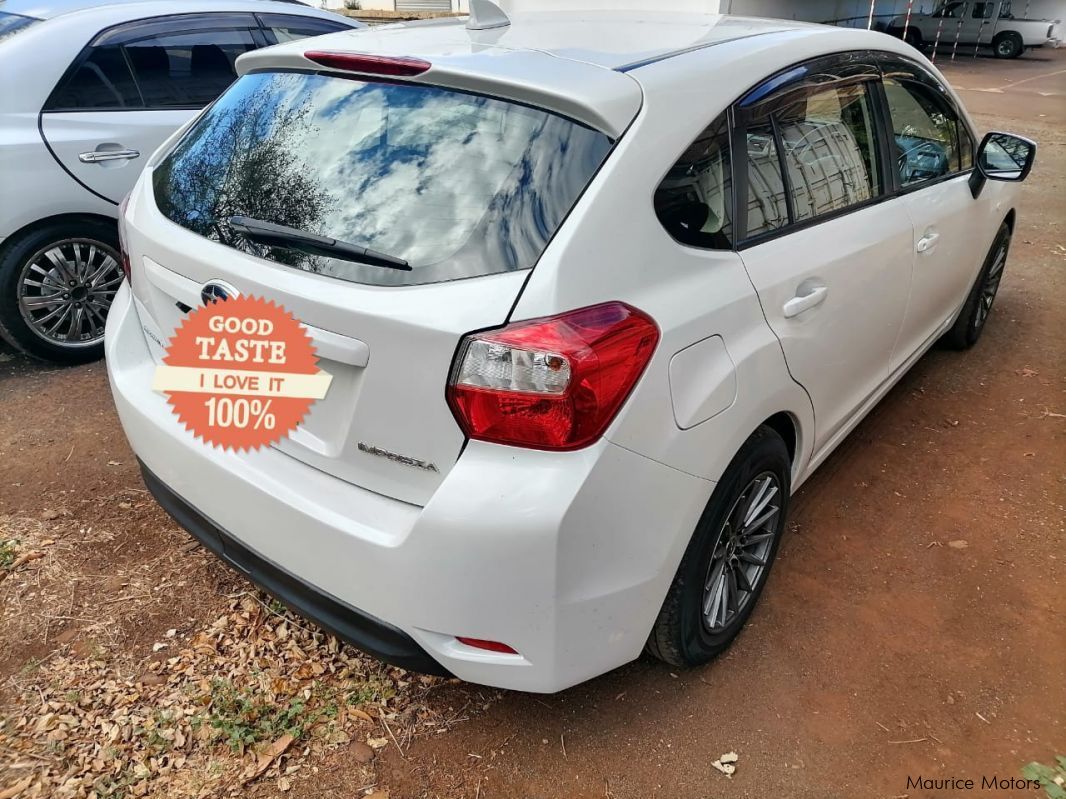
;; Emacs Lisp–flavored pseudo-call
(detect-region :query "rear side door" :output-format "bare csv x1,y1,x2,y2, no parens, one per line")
39,14,261,204
878,57,984,369
736,54,914,456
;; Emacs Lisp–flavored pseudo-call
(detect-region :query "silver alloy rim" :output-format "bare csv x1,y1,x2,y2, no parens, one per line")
997,40,1013,56
17,238,123,348
702,471,782,633
974,241,1007,330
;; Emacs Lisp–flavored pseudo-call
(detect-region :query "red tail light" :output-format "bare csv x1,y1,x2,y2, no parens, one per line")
447,303,659,451
117,193,131,281
456,637,518,655
304,51,431,77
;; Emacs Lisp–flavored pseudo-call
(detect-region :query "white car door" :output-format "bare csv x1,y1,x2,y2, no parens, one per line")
879,61,989,368
736,57,913,457
39,14,262,204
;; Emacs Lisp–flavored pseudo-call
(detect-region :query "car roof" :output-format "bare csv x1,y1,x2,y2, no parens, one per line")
236,9,897,135
287,10,815,73
0,0,319,21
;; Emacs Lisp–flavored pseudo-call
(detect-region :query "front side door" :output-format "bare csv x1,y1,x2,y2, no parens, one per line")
736,57,914,455
879,59,986,369
39,14,262,204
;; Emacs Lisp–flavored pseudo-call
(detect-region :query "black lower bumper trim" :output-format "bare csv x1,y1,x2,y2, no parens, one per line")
140,462,450,677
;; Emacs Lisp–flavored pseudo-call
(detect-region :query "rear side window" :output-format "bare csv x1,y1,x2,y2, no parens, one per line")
125,28,256,108
0,11,40,42
46,45,141,109
153,72,613,287
773,82,881,224
654,114,734,249
743,79,883,238
745,119,788,237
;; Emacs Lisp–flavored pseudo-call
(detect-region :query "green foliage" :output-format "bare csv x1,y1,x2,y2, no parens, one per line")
345,673,396,707
203,679,309,752
136,710,178,755
1022,756,1066,799
0,538,19,568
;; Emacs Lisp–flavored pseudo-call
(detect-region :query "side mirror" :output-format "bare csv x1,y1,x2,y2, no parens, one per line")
969,132,1037,198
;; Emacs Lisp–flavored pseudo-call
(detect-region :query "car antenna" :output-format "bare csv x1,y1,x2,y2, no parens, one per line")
467,0,511,30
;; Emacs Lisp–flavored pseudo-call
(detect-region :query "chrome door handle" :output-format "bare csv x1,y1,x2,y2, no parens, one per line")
78,149,141,163
783,285,828,319
917,232,941,254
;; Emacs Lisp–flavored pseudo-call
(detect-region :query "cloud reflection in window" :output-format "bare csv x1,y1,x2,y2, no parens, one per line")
154,72,612,287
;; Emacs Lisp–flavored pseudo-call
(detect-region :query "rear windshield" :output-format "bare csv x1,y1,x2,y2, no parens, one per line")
0,11,41,42
153,71,613,287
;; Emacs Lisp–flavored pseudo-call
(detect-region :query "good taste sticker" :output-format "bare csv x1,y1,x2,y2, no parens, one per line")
152,296,332,451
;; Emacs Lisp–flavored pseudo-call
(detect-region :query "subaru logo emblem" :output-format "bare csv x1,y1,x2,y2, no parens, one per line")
200,280,239,305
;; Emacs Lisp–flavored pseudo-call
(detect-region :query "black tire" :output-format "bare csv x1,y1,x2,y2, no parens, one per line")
0,218,121,364
646,425,791,668
942,222,1011,351
992,32,1023,59
903,28,923,49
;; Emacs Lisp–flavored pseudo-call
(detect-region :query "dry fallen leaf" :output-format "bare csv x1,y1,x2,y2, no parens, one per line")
348,741,375,764
948,540,969,550
242,733,296,784
0,775,34,799
712,751,738,777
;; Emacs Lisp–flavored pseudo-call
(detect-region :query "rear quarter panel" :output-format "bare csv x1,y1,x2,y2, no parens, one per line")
506,31,873,489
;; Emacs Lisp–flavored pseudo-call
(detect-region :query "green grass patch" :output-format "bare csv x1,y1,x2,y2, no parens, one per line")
202,679,312,752
1022,756,1066,799
0,539,19,568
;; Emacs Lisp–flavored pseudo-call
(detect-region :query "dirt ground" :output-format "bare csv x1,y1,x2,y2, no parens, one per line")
1,50,1063,799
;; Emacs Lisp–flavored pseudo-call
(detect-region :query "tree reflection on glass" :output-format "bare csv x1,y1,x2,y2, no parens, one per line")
154,82,335,271
153,72,612,287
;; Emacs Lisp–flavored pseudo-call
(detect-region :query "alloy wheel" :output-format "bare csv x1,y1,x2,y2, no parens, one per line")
974,239,1008,330
702,471,782,633
17,239,123,348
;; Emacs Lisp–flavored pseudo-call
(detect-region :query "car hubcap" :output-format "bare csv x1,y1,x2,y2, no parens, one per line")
702,472,782,633
974,241,1008,330
17,239,123,347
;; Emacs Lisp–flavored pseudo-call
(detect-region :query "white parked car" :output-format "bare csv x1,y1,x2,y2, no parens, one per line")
889,0,1062,58
106,2,1035,692
0,0,362,362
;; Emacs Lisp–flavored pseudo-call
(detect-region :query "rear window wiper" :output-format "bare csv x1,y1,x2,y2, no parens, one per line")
228,216,411,271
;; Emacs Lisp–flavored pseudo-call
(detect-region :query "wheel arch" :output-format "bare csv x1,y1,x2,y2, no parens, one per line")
761,411,799,468
0,213,119,257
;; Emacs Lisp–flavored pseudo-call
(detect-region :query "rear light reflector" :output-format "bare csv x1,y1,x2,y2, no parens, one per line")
447,302,659,451
304,51,431,77
456,637,519,655
117,193,131,281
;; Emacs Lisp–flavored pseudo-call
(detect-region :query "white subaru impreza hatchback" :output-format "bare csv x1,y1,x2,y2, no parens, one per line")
106,1,1035,692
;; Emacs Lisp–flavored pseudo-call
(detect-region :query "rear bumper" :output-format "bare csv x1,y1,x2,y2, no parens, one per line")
140,462,449,676
106,283,713,692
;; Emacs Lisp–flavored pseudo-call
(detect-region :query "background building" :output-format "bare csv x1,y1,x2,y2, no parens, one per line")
333,0,1065,22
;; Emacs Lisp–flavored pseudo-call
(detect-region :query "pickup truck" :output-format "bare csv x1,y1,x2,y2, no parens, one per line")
888,1,1063,58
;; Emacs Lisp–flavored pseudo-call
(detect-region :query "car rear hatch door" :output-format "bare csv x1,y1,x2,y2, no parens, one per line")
130,55,634,506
